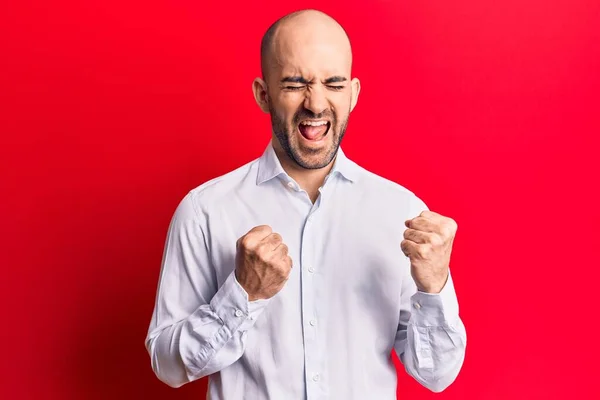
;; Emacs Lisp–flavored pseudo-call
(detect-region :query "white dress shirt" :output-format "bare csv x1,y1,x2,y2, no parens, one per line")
145,142,467,399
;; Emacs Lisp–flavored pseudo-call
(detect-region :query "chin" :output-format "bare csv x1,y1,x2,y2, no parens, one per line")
292,144,337,169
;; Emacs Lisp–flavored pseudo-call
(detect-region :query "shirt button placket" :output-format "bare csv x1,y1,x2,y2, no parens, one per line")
301,211,321,399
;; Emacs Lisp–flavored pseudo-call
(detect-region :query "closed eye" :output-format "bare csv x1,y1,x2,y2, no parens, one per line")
283,85,344,91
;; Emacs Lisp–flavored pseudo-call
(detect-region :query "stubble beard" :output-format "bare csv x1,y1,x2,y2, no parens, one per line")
269,103,350,170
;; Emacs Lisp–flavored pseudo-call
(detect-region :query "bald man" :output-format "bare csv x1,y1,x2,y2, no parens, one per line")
145,9,466,399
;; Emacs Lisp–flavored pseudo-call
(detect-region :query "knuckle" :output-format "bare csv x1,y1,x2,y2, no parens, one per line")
413,246,422,257
259,224,273,233
400,240,409,253
435,225,446,238
442,228,454,239
442,223,455,238
249,225,271,238
416,245,429,258
449,218,458,232
429,234,442,246
240,235,253,249
256,244,270,259
439,217,456,233
275,262,288,276
421,210,433,218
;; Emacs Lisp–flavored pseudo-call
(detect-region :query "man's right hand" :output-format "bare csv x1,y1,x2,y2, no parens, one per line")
234,225,293,301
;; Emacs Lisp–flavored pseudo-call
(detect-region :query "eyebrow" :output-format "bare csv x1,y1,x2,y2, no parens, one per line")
281,76,309,84
323,76,347,84
280,76,348,84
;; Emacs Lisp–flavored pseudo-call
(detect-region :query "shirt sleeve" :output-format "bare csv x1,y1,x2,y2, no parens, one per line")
393,195,467,392
394,271,467,392
144,192,270,388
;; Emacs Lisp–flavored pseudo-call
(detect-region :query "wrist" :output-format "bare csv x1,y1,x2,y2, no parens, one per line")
416,271,449,294
234,269,261,301
417,285,443,294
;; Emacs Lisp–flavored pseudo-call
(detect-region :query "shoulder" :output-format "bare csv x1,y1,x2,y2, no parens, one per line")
353,164,429,216
175,157,260,220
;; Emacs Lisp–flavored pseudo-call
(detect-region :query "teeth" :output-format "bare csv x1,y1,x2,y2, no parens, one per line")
300,120,328,127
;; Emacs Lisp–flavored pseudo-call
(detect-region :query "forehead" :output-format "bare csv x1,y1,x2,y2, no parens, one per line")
271,29,351,80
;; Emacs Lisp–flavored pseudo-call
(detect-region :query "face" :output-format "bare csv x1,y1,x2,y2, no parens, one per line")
254,22,360,169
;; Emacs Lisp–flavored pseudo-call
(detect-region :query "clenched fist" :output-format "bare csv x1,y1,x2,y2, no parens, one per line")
401,210,458,294
235,225,293,301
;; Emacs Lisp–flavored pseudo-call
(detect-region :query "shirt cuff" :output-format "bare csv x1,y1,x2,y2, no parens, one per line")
209,270,270,333
409,272,461,327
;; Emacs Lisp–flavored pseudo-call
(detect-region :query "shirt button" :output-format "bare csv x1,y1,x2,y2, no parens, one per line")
287,181,295,189
309,319,317,326
313,374,320,382
307,266,315,273
235,309,244,317
413,303,421,310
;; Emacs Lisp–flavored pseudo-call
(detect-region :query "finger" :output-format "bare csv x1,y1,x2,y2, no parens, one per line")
419,210,441,219
403,228,435,244
405,217,438,233
419,211,452,231
263,233,283,250
240,225,273,248
400,239,418,258
273,241,288,256
275,248,293,273
249,225,273,238
401,239,430,260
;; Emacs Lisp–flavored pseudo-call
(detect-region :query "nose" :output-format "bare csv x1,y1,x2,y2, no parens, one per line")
303,85,329,116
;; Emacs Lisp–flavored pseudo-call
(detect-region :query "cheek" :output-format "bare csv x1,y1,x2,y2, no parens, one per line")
332,107,350,126
276,94,304,115
271,104,293,124
332,96,352,118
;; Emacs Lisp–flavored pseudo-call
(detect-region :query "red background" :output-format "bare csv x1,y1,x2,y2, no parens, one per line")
2,0,599,399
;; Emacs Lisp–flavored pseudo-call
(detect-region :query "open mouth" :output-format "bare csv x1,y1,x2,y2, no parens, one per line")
298,120,330,142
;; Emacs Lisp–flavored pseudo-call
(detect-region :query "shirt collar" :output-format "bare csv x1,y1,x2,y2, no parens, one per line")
256,141,360,186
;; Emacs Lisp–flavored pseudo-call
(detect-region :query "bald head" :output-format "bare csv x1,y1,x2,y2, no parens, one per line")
260,10,353,80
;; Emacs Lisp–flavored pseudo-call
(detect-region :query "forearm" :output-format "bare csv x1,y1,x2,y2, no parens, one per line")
146,271,269,387
395,273,467,392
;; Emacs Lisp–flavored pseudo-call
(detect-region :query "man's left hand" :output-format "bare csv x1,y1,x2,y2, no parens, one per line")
401,210,458,294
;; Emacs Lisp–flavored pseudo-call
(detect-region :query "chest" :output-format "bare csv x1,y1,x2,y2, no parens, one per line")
205,185,410,313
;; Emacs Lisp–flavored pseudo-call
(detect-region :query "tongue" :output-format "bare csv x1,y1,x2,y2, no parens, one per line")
299,124,327,140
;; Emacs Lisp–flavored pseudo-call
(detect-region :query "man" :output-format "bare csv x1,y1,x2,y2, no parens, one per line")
145,9,467,399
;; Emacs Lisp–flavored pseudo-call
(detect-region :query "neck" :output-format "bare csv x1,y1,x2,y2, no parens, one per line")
272,138,335,203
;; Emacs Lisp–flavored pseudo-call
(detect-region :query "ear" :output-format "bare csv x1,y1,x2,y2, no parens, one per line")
349,77,361,112
252,77,270,113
